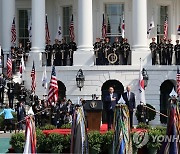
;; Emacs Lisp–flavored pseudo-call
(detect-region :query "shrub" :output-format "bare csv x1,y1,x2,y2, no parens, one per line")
45,133,64,153
136,122,152,130
10,133,25,153
36,129,46,153
61,123,72,129
40,124,56,130
88,131,103,153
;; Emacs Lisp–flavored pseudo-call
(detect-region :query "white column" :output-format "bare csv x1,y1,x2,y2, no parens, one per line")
2,0,15,66
28,0,45,67
73,0,94,66
132,0,151,66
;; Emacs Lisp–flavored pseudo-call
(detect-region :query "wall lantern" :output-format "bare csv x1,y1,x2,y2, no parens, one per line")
76,69,85,91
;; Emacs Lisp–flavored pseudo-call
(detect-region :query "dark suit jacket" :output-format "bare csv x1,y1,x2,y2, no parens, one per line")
104,93,118,111
17,106,26,121
123,92,136,112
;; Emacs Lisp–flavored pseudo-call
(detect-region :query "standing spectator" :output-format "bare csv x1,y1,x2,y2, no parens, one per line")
7,79,15,108
122,86,136,128
0,74,6,107
104,86,118,130
35,100,43,127
64,112,72,124
41,101,50,126
59,98,67,127
66,99,74,115
51,102,59,127
0,104,15,133
16,102,26,131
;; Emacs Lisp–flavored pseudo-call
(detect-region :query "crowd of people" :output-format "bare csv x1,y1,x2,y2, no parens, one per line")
93,37,131,65
149,38,180,65
0,94,78,132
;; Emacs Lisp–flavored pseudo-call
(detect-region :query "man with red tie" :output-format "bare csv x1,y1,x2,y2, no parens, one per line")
104,86,118,130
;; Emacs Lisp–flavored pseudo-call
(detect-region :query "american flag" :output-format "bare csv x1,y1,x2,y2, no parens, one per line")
69,14,75,41
7,55,12,79
102,14,107,39
45,14,50,44
48,65,58,104
31,61,36,93
11,17,16,44
163,16,168,40
177,67,180,96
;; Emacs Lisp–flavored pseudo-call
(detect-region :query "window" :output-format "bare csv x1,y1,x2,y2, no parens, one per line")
105,4,124,43
157,6,168,43
18,9,31,47
63,6,72,43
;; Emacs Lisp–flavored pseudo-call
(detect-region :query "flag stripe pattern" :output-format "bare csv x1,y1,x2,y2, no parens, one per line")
11,17,16,44
7,55,12,79
23,116,36,154
45,15,50,44
48,65,58,104
102,14,107,38
69,14,75,41
163,17,168,40
31,61,36,93
177,67,180,96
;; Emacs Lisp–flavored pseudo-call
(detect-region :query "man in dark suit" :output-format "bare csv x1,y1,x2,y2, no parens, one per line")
105,86,118,130
16,102,26,131
123,86,136,128
7,79,15,108
0,74,6,107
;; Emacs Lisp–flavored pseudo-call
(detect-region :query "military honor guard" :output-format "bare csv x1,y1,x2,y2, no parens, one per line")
174,40,180,65
45,40,53,66
68,39,77,66
10,46,17,74
149,38,158,65
24,41,31,61
112,37,121,65
167,39,173,65
121,38,130,65
94,38,103,65
60,39,68,66
158,38,165,65
53,39,61,66
104,37,111,65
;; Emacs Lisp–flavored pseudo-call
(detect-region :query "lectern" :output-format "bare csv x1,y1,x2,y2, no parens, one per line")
84,100,103,131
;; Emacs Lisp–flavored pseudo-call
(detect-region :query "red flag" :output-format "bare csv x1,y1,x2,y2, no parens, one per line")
69,14,75,41
177,67,180,96
11,17,16,44
102,14,107,39
163,17,168,40
48,65,58,104
45,14,50,44
31,61,36,93
7,55,12,79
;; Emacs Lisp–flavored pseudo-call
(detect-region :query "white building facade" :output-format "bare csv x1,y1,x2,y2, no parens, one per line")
0,0,180,125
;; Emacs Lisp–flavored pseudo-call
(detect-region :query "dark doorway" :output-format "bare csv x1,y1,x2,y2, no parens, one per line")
101,80,124,123
160,80,176,124
57,81,66,100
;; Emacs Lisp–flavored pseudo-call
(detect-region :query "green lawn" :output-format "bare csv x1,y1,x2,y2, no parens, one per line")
0,138,10,153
